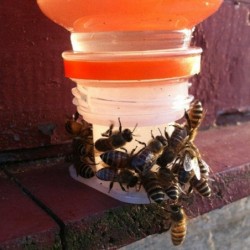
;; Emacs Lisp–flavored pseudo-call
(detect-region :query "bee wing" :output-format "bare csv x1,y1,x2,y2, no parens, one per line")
184,153,201,180
183,153,193,172
192,157,201,180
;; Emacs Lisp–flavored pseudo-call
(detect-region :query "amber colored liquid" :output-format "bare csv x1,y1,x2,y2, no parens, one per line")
37,0,222,32
63,54,201,82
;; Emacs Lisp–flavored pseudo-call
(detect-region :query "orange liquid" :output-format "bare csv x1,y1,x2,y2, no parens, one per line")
37,0,222,32
63,54,201,82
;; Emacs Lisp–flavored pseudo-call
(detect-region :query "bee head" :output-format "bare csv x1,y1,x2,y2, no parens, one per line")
122,129,133,142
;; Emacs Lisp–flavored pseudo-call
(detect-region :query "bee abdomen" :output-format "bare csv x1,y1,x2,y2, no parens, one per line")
95,138,113,152
191,177,211,197
142,172,165,203
96,167,116,181
76,163,95,178
156,148,175,168
171,220,187,246
131,150,155,174
188,101,203,128
100,150,128,168
178,168,192,185
165,183,180,200
200,166,209,177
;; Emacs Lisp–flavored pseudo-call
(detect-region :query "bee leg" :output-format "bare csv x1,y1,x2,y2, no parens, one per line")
118,117,122,133
187,185,193,194
118,182,127,192
150,130,155,139
164,127,170,142
135,181,142,191
130,146,138,156
135,139,147,148
120,147,128,153
108,181,114,193
101,124,114,137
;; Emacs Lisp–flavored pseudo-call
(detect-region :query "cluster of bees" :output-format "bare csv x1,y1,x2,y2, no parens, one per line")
65,100,212,246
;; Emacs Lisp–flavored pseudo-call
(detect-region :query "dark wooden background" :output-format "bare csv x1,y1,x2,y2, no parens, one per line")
0,0,249,151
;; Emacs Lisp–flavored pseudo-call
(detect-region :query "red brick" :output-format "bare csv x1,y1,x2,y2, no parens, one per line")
196,122,250,173
12,164,123,223
0,173,61,250
7,122,250,249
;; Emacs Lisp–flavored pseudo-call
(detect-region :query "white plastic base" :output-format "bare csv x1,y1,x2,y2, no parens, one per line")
69,165,151,204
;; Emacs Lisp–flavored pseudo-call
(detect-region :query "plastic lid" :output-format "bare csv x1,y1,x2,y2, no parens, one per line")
62,48,202,81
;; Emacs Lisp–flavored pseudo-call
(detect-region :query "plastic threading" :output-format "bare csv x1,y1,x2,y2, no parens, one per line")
71,78,193,126
70,30,193,52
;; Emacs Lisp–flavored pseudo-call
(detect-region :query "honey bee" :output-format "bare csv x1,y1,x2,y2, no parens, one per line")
96,167,138,192
94,118,137,152
141,170,165,204
186,100,204,130
170,204,187,246
165,183,181,201
130,135,166,175
185,100,205,142
156,100,204,169
65,111,92,138
189,176,212,197
156,124,189,168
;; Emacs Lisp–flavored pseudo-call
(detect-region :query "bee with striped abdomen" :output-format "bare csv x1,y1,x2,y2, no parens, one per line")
74,157,95,179
165,183,181,201
170,204,187,246
94,118,137,152
157,124,189,168
130,134,166,175
185,100,205,142
141,170,165,204
96,167,138,192
100,150,130,169
189,176,212,197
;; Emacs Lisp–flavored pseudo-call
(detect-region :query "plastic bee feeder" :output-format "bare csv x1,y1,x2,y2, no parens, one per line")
36,0,223,204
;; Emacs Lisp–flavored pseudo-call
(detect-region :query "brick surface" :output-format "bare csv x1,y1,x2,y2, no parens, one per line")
1,1,250,151
196,122,250,173
11,163,123,223
0,171,61,250
5,122,250,249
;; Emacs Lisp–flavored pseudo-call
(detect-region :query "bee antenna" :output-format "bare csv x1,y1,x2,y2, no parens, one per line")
118,117,122,132
132,123,138,134
151,130,155,139
158,128,163,136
